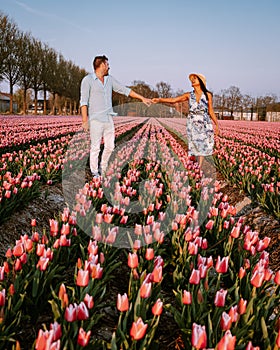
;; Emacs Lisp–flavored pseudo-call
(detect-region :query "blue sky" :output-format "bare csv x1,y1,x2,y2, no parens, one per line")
1,0,280,98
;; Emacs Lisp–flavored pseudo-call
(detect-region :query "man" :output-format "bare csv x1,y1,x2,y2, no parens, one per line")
80,55,152,177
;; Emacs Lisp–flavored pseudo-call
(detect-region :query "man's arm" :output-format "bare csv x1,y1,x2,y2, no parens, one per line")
81,105,89,131
80,75,90,131
129,90,152,106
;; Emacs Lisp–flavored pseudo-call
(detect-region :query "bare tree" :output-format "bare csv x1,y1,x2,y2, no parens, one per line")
0,13,21,113
156,81,172,98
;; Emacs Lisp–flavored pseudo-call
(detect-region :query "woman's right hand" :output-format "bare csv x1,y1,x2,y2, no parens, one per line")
152,98,160,103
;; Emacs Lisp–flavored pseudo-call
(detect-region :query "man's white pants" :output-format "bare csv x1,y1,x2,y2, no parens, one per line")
89,118,115,174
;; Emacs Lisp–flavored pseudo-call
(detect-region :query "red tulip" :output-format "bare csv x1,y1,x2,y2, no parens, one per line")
49,219,59,236
230,225,240,238
276,328,280,348
238,298,247,315
9,284,15,295
65,304,77,322
239,267,246,279
36,257,49,271
250,270,265,288
117,293,129,312
191,323,207,349
77,302,89,320
214,289,227,307
188,241,198,255
60,223,70,235
130,317,148,340
189,269,200,285
90,263,103,279
59,235,71,247
217,330,236,350
0,289,5,307
50,322,62,341
274,270,280,285
35,329,54,350
77,327,91,347
76,269,89,287
13,243,24,257
205,220,214,230
215,256,229,273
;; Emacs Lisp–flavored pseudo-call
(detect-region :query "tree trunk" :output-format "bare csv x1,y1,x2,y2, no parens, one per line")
34,89,38,115
43,87,47,115
9,84,13,114
23,87,27,114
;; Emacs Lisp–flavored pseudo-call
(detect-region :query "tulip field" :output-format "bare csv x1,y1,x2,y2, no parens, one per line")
0,115,280,349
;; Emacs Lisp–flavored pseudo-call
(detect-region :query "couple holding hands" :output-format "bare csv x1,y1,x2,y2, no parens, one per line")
80,55,219,177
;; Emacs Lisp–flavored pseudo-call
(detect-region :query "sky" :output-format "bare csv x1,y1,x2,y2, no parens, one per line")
1,0,280,98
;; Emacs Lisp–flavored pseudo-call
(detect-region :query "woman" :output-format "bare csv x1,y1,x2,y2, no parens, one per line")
152,73,219,167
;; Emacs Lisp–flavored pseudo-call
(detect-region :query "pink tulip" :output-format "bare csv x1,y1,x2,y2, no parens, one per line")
246,341,260,350
35,329,54,350
140,281,152,298
117,293,129,312
128,252,138,269
220,311,232,330
182,290,192,305
152,265,162,283
145,248,154,260
152,298,163,316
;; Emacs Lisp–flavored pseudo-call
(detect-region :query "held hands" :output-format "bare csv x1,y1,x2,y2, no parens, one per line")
152,98,160,104
142,97,153,107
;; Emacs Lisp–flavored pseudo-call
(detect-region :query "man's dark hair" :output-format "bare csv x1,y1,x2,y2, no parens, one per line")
93,55,108,70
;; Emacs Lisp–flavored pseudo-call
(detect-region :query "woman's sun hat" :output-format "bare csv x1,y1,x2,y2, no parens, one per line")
189,73,206,87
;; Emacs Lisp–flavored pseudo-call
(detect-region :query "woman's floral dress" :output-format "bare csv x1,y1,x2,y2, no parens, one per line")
186,90,214,156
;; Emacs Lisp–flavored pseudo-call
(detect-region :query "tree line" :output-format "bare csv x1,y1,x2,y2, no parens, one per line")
1,12,279,117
